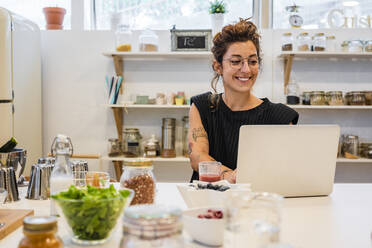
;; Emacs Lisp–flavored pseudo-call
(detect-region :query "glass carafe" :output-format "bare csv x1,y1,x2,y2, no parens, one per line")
50,134,74,216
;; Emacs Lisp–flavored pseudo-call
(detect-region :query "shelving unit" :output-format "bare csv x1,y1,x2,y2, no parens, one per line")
278,51,372,93
103,51,212,59
287,105,372,110
101,156,189,163
104,51,211,180
336,158,372,164
106,104,190,109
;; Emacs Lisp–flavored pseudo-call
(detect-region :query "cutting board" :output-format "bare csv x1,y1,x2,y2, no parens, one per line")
0,209,34,240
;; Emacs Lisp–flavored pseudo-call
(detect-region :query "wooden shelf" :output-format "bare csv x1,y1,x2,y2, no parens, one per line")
107,104,190,109
287,105,372,110
103,51,212,59
278,51,372,93
279,51,372,58
337,158,372,164
101,156,190,163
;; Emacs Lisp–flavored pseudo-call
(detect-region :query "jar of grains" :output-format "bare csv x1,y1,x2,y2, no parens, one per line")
313,33,326,51
327,91,343,105
310,91,326,105
120,158,156,205
281,32,293,51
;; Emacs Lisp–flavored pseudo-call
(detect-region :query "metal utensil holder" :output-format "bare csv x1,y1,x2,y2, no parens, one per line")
0,149,27,202
26,163,54,200
0,167,19,202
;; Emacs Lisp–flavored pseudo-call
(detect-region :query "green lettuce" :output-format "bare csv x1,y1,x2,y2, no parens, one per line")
52,184,131,240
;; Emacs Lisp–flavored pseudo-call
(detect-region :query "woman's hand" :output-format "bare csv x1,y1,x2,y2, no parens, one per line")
221,169,236,184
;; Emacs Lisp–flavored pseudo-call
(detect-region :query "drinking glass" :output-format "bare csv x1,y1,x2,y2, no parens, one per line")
198,161,222,182
225,191,283,248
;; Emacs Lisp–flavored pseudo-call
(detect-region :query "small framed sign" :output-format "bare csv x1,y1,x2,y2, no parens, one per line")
171,29,212,51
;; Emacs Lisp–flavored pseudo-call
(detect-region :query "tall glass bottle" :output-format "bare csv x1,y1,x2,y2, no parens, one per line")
50,134,74,216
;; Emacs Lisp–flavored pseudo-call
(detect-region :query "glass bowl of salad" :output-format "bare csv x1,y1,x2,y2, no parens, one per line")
52,184,133,245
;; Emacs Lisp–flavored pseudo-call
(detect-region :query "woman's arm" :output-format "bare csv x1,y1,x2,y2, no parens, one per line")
188,104,235,182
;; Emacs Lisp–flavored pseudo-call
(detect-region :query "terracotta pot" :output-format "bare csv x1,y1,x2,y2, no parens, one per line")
43,7,66,29
46,24,63,30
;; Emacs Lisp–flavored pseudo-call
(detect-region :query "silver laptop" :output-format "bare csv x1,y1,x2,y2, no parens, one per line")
236,125,340,197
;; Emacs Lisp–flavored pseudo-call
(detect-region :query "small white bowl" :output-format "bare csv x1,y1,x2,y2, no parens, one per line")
183,207,225,246
177,183,251,208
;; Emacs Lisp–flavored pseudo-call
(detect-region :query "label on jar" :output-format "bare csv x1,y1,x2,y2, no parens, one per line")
146,150,156,156
127,142,139,156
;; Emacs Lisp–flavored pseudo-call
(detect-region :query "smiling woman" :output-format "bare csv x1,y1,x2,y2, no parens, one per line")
188,18,299,183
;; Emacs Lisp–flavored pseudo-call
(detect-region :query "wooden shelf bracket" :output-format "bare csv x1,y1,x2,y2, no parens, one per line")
283,54,294,94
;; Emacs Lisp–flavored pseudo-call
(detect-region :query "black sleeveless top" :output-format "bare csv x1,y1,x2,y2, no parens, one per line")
190,92,299,182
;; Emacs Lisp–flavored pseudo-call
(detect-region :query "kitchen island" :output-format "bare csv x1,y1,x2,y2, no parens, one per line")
0,183,371,248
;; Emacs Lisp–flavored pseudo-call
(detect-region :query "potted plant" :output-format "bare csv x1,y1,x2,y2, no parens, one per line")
209,0,226,36
43,3,66,30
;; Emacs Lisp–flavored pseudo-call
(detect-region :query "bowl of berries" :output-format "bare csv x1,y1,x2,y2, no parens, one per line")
177,180,250,208
183,207,225,246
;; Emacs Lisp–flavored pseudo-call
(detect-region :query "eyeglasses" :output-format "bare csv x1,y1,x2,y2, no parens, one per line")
223,56,259,70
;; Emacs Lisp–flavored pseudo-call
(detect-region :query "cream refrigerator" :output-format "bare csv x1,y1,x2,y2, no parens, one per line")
0,8,42,174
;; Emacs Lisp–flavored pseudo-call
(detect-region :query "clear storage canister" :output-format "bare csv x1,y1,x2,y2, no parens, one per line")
365,40,372,52
281,32,293,51
327,91,343,105
348,40,364,52
123,128,142,157
161,118,176,158
350,91,366,105
313,33,326,51
139,29,159,52
108,138,122,157
302,91,312,105
115,24,132,52
363,91,372,105
326,35,336,52
310,91,326,105
120,158,155,205
297,32,310,51
343,135,359,157
120,205,184,248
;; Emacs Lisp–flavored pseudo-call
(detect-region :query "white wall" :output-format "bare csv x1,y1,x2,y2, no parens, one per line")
40,28,372,183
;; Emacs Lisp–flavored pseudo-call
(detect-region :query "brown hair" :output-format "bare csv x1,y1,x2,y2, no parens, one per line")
209,18,261,109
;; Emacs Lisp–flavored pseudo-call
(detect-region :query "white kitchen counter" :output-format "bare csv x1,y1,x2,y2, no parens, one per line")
1,183,372,248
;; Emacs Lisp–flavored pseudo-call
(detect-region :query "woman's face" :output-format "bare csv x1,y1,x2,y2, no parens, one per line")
215,41,259,94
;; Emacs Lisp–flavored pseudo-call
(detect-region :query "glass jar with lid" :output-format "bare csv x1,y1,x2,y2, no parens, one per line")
350,91,366,105
139,29,159,52
326,35,336,52
343,135,359,158
18,216,63,248
123,128,142,157
281,33,293,51
313,33,326,51
310,91,326,105
108,138,122,157
327,91,343,105
363,91,372,105
341,41,350,52
301,91,312,105
143,134,159,158
115,24,132,52
365,40,372,52
120,158,155,205
120,205,184,248
286,79,300,105
348,40,364,52
296,32,310,51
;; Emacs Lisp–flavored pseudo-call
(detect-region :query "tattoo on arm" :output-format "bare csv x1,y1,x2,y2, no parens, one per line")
192,127,208,142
